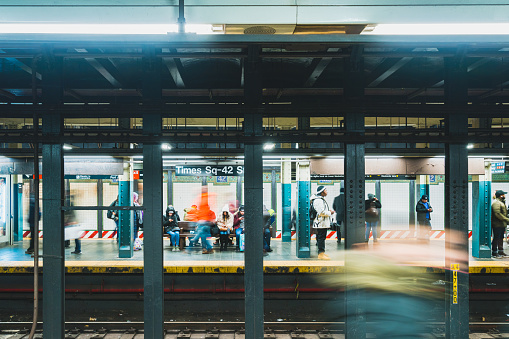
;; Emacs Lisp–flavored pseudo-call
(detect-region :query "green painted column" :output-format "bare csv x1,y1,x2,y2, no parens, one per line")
118,162,133,258
296,161,310,258
471,163,492,258
281,158,292,242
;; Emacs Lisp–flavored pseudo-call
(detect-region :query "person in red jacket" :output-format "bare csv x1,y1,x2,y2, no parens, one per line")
189,188,216,254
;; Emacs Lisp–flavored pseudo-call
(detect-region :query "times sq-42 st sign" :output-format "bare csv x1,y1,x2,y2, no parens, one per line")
175,165,244,176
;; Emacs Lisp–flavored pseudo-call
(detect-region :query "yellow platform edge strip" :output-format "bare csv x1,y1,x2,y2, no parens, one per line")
1,265,508,274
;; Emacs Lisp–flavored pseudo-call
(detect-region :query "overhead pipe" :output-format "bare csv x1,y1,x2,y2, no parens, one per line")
28,54,41,339
178,0,186,34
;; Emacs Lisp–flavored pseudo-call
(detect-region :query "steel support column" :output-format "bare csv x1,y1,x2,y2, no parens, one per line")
296,161,310,258
344,46,366,339
13,176,23,242
271,169,277,235
472,168,492,258
281,159,292,242
41,53,65,338
236,175,242,206
97,179,103,238
42,119,65,338
243,44,264,339
444,55,469,339
409,179,416,236
167,170,173,206
118,163,133,258
142,46,164,339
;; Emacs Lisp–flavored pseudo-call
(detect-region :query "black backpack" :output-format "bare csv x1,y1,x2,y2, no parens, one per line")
309,199,318,221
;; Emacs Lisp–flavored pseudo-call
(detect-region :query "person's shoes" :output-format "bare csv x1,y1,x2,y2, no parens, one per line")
219,247,224,252
25,248,34,255
266,248,273,252
498,252,508,257
318,252,330,260
492,252,501,258
71,250,81,254
202,249,214,254
263,249,269,256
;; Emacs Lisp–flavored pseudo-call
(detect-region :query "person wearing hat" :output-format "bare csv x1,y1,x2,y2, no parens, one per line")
365,193,382,242
416,195,433,240
311,185,335,260
491,190,509,258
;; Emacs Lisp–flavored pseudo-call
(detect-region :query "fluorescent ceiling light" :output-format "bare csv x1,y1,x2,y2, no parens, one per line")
263,143,275,151
161,143,172,151
0,24,219,35
467,144,474,149
63,144,73,150
362,23,509,35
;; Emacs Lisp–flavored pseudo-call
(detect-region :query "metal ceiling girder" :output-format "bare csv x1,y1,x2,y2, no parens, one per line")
84,57,122,88
0,102,508,118
368,56,412,88
0,88,15,100
163,49,186,89
303,47,339,87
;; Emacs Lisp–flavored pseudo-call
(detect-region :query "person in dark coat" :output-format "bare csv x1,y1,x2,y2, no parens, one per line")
365,193,381,242
163,205,180,249
416,195,433,240
25,194,40,255
491,190,509,258
333,188,345,244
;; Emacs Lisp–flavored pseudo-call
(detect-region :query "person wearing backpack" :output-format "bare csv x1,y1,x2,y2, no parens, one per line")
311,186,335,260
365,194,382,243
107,196,119,242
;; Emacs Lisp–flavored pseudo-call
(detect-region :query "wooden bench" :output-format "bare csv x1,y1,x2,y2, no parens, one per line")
164,221,237,250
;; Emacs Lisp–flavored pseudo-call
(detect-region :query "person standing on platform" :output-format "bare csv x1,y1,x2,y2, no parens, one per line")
416,195,433,241
107,196,119,242
133,192,143,251
311,186,334,260
25,193,40,255
333,188,345,244
491,190,509,258
365,194,382,243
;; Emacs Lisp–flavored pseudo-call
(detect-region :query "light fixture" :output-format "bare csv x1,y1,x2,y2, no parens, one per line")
63,144,73,150
263,143,276,151
467,144,474,149
362,23,509,35
161,143,172,151
0,24,219,35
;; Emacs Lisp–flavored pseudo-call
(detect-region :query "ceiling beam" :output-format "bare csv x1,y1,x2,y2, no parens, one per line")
368,57,412,88
0,49,42,80
303,48,339,87
163,52,186,89
0,88,15,100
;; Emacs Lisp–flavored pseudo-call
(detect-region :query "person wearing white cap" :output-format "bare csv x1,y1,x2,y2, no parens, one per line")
311,185,335,260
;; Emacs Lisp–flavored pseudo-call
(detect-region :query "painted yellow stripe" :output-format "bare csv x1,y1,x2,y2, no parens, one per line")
1,261,508,274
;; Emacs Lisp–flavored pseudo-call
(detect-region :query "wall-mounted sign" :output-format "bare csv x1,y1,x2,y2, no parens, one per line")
492,162,505,174
311,174,416,180
175,165,244,176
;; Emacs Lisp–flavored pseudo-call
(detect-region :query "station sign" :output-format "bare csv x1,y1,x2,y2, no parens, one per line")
491,162,505,174
175,165,244,176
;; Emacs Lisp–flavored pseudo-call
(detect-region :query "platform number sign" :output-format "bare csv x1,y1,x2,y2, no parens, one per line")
429,175,436,184
451,263,460,304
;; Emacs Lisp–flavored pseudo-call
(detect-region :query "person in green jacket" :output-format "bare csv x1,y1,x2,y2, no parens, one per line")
491,190,509,258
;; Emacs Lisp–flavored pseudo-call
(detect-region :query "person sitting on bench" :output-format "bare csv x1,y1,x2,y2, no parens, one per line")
163,205,180,250
216,205,233,251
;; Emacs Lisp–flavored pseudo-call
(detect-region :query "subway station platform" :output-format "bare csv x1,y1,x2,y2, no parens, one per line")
1,238,508,274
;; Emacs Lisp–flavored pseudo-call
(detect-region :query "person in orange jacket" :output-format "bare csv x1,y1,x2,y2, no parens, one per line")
189,188,216,254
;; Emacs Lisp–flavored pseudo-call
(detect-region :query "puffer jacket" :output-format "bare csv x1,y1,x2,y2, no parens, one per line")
163,206,179,232
491,198,509,228
311,194,332,229
216,205,233,232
